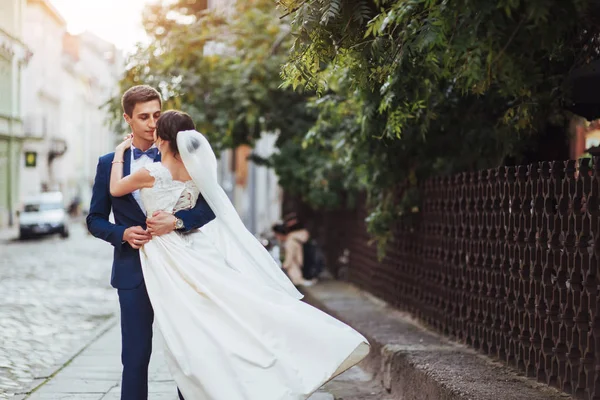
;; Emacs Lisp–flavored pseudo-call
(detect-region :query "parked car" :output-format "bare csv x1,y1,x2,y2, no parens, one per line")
18,192,69,239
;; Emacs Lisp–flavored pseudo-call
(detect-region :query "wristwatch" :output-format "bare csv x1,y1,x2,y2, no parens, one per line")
174,218,184,230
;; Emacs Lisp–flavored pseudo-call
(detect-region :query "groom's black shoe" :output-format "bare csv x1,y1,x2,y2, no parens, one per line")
178,388,185,400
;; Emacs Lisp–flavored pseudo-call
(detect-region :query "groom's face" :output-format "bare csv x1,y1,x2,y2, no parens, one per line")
124,100,161,144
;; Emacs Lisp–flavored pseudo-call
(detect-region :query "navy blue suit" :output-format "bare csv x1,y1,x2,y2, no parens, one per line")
86,149,215,400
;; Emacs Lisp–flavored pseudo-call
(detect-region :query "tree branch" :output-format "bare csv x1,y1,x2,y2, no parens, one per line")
278,0,313,20
492,16,527,66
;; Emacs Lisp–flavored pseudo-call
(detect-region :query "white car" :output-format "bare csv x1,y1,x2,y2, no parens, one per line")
18,192,69,239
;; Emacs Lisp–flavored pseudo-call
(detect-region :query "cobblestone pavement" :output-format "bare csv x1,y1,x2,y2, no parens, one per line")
0,222,117,399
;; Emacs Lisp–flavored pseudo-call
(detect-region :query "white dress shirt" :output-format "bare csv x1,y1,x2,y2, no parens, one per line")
130,144,158,215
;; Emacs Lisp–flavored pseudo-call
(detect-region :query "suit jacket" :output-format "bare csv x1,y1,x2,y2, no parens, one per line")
86,149,216,289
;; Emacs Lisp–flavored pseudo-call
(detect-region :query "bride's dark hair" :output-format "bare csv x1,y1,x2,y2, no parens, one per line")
156,110,195,156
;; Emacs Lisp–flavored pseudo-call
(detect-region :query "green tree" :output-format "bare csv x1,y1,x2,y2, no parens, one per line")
111,0,306,149
278,0,600,246
109,0,351,208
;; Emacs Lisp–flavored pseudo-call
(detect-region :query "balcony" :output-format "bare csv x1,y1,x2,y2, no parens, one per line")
0,27,32,65
23,115,58,138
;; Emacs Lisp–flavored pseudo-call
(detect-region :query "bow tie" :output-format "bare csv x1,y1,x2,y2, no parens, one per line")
133,147,159,160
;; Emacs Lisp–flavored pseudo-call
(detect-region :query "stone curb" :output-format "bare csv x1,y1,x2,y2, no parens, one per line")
10,314,118,399
300,280,572,400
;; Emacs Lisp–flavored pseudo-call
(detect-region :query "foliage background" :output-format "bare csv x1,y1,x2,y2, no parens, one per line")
109,0,600,247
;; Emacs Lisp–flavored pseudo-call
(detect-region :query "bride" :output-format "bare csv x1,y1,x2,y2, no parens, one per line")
109,110,369,399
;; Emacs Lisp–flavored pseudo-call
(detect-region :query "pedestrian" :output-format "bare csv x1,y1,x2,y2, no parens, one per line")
97,104,370,399
272,219,317,286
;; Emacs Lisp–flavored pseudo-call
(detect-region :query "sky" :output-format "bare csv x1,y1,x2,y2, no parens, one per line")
49,0,151,53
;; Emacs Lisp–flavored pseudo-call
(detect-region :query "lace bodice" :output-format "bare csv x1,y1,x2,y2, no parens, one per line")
140,162,200,215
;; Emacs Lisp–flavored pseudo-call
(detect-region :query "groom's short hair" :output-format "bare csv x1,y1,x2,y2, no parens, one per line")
121,85,162,117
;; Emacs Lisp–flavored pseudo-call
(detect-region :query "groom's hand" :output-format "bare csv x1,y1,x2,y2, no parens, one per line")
146,211,177,236
123,226,151,249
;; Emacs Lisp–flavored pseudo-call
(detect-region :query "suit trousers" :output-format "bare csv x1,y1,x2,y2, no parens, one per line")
118,281,154,400
117,281,187,400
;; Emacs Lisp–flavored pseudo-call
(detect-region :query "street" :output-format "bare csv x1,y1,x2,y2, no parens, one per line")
0,222,116,399
0,223,388,400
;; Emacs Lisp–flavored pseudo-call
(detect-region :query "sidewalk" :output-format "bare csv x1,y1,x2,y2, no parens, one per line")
16,315,375,399
0,226,17,242
13,278,574,399
300,280,571,400
21,322,178,400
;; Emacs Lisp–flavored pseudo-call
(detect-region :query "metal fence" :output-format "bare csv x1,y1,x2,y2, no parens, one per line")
287,159,600,399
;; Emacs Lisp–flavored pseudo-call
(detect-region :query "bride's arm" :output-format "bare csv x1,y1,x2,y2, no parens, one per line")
109,139,154,197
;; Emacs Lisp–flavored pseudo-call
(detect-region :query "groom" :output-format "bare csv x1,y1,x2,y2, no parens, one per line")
86,85,215,400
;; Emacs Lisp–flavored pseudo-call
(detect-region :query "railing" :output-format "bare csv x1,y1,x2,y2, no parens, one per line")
288,158,600,399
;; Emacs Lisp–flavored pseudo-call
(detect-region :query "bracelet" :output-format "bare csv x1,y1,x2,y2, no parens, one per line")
112,160,124,164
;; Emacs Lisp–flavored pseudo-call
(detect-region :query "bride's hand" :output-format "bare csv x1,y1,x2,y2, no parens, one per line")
116,133,133,153
146,211,178,236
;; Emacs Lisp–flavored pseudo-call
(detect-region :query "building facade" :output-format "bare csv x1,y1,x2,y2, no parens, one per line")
21,0,68,199
245,133,282,236
58,31,122,211
20,0,121,212
0,0,29,227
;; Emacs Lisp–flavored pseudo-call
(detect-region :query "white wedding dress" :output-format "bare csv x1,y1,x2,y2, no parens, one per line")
138,141,369,399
